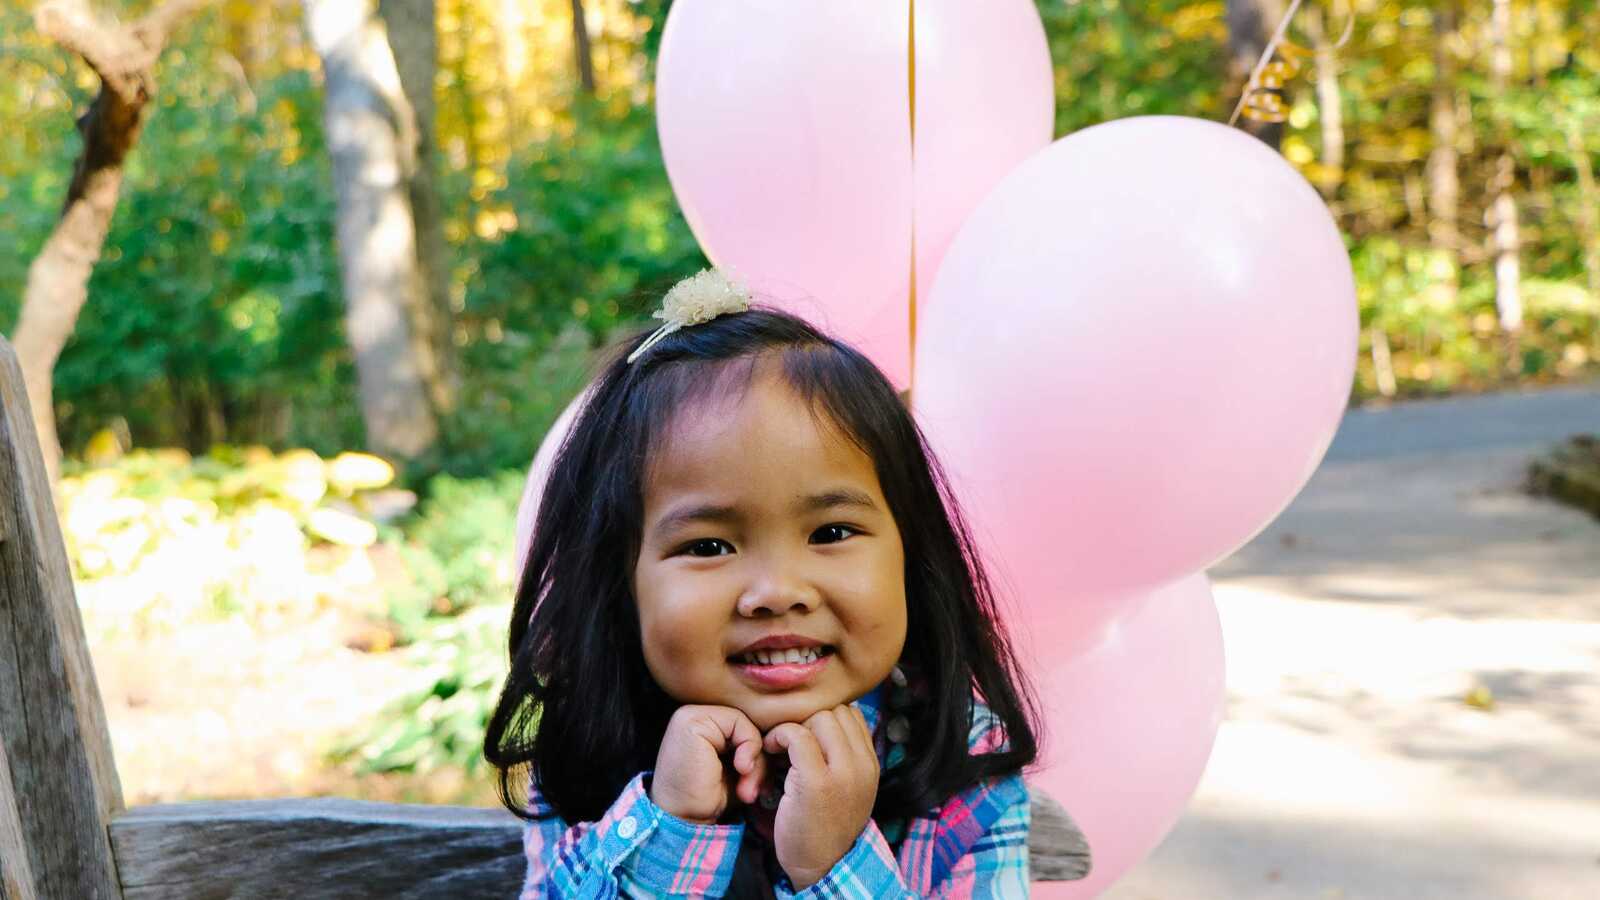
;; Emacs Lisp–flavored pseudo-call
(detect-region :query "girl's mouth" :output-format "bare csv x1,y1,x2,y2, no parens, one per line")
728,646,836,689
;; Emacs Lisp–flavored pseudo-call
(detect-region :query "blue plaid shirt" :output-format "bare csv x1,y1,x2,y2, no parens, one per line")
519,686,1030,897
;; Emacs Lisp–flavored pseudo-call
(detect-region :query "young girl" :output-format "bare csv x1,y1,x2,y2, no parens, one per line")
485,270,1040,898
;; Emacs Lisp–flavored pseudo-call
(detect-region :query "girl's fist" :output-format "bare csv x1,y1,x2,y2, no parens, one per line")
762,705,879,888
650,705,768,825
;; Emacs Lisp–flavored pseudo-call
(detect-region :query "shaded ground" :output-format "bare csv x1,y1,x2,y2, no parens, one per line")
1107,383,1600,899
89,548,501,808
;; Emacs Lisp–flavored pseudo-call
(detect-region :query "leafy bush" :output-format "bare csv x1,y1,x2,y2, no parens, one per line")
58,447,396,638
383,468,526,639
333,467,530,777
329,604,511,778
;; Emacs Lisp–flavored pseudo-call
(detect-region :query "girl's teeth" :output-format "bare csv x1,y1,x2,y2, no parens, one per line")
741,647,823,665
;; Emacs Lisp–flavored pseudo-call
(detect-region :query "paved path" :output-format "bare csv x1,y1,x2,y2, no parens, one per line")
1104,383,1600,900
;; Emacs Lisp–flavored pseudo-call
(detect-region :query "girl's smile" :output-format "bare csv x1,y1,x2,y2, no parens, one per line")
729,634,836,689
632,357,908,731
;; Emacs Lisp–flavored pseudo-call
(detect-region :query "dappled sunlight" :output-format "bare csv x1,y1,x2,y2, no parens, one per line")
1214,584,1600,804
1125,392,1600,897
91,610,433,805
1215,445,1600,621
1108,794,1600,899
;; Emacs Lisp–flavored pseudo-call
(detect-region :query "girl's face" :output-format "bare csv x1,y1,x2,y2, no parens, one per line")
633,360,908,731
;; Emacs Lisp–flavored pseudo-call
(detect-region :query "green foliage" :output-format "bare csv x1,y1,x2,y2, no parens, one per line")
66,67,354,454
336,468,527,776
383,469,525,638
57,446,394,638
1040,0,1230,134
329,605,510,777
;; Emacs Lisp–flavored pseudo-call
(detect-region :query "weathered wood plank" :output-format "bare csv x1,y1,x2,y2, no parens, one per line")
111,799,525,900
0,731,41,900
1029,787,1093,882
110,789,1089,897
0,336,123,898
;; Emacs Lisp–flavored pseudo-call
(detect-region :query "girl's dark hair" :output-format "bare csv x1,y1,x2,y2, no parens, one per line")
483,307,1039,825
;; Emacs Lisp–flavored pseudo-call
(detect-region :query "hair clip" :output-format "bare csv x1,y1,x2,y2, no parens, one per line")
626,268,752,364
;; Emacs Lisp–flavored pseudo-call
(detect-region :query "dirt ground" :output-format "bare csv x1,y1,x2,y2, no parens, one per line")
88,561,503,809
1106,385,1600,900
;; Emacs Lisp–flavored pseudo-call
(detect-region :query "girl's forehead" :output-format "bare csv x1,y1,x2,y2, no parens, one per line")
644,368,873,492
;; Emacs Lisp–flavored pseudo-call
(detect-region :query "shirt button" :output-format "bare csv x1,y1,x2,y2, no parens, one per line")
617,816,638,839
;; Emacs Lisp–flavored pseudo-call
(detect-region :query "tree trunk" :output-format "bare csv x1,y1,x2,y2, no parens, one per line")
1226,0,1286,149
1568,119,1600,302
496,0,529,146
570,0,595,95
303,0,440,461
10,0,208,485
451,0,485,211
1426,1,1461,309
1488,0,1523,340
1303,5,1344,199
378,0,458,417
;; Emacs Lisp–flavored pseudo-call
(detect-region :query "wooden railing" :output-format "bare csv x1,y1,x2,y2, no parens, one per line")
0,336,1088,898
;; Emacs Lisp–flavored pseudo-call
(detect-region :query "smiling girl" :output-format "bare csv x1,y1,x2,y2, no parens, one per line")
484,271,1040,898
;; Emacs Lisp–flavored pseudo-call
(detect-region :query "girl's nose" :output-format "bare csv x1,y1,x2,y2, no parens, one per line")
736,566,820,618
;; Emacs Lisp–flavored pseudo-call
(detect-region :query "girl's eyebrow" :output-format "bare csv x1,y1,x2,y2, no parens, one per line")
651,502,740,536
650,488,880,536
796,488,879,515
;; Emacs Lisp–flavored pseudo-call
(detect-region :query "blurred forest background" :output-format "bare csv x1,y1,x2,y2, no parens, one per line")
2,0,1597,805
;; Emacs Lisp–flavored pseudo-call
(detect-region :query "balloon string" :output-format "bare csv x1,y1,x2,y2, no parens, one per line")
1228,0,1306,127
907,0,918,404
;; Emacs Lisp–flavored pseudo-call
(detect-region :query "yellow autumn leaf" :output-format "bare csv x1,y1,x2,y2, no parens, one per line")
327,452,395,493
84,429,125,467
278,449,328,508
1463,683,1496,712
306,507,378,548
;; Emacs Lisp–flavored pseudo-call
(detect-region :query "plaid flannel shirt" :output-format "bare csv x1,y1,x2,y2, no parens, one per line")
518,686,1030,898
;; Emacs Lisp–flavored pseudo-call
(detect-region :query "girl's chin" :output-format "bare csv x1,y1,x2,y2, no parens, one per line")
738,694,841,732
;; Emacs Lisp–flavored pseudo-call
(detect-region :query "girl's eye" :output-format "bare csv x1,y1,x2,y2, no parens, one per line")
683,539,734,558
811,524,859,545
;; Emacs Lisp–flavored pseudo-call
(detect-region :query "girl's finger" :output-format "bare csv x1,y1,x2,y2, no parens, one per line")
695,705,764,759
844,704,875,762
804,707,853,769
735,748,767,805
764,722,826,775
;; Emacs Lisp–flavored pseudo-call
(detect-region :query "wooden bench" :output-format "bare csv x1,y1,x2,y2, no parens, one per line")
0,336,1088,898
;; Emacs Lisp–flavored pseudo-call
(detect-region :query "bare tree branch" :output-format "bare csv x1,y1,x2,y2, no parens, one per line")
12,0,213,483
137,0,213,45
33,0,131,84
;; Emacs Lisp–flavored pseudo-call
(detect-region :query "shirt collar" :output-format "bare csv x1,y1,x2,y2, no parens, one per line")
852,681,887,736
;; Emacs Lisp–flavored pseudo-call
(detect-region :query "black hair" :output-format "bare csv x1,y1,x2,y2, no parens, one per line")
483,307,1039,826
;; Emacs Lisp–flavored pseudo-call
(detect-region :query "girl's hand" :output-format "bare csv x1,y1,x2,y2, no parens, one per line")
763,705,879,889
650,705,769,825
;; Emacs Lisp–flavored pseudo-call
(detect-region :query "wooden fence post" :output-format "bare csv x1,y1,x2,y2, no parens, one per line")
0,336,124,898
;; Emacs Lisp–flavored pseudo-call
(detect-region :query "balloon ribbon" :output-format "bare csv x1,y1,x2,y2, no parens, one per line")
1229,0,1355,126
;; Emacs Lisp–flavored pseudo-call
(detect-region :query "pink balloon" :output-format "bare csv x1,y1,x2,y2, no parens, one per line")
657,0,914,385
513,394,586,586
913,0,1054,308
1024,575,1225,897
915,117,1357,615
657,0,1055,389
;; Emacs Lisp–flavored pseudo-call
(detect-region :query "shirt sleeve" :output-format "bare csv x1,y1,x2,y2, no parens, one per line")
771,819,912,900
927,775,1031,899
773,774,1030,900
520,772,746,899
